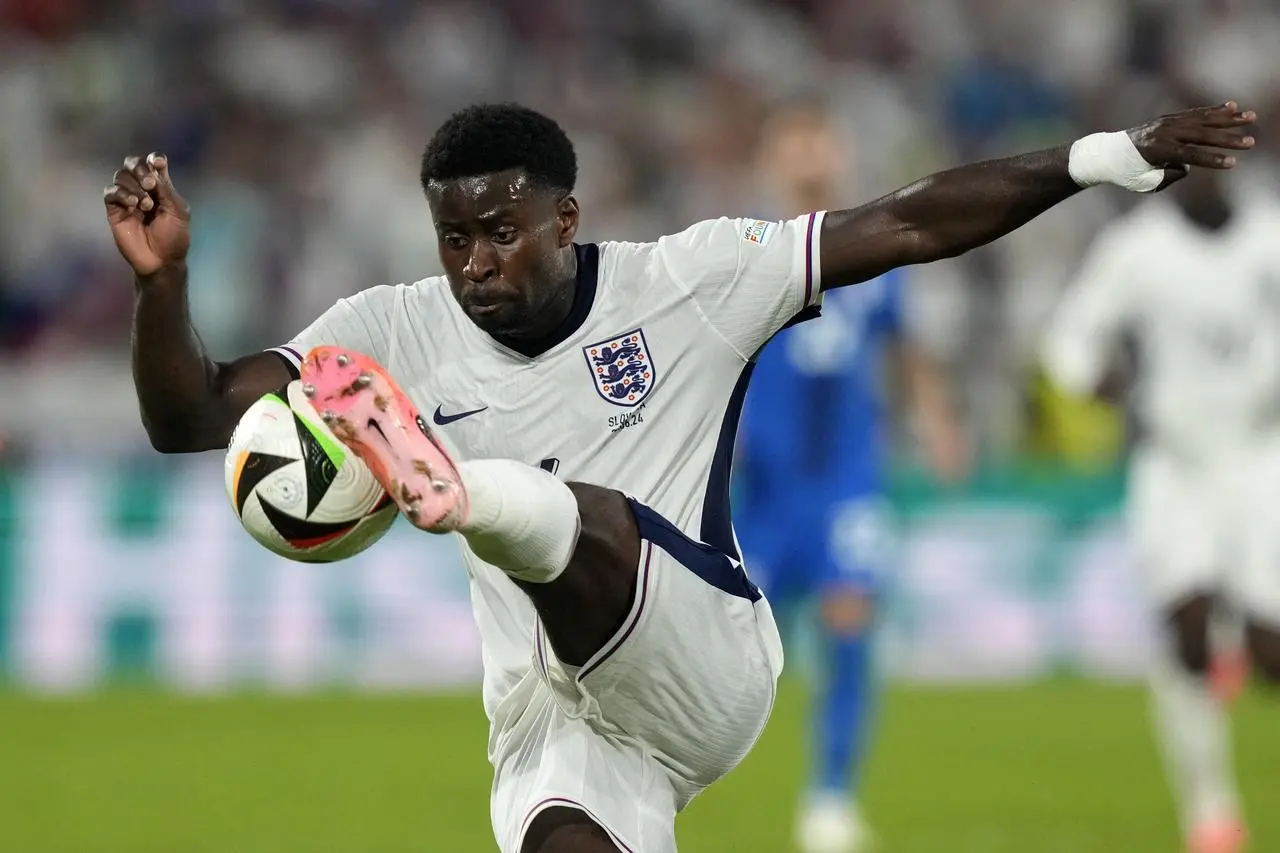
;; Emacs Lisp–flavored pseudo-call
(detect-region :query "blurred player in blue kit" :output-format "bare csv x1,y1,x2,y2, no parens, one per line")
736,102,968,853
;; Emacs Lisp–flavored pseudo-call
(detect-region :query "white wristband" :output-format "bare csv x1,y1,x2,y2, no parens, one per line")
1068,131,1167,193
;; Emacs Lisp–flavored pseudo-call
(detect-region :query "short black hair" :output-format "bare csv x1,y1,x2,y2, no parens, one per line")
420,103,578,195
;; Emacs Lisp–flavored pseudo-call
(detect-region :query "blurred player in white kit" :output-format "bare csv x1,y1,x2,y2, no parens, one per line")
1042,165,1280,853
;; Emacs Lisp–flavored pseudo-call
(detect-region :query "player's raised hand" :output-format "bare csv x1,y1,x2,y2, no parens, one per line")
103,152,191,277
1127,101,1257,186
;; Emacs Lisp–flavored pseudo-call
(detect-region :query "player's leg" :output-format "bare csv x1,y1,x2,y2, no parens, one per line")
563,501,782,789
1207,605,1249,704
491,678,680,853
299,347,640,666
798,498,889,853
494,503,776,853
304,350,669,852
521,808,619,853
1150,594,1245,853
797,588,876,853
511,481,639,665
1129,448,1243,853
304,348,774,852
812,592,877,798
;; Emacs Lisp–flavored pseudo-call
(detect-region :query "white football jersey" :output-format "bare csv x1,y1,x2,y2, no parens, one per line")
1042,197,1280,456
271,212,825,714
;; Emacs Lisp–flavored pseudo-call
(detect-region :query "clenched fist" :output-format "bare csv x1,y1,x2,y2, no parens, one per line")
103,152,191,277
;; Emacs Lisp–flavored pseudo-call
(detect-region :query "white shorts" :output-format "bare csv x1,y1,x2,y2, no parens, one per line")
488,501,784,853
1129,440,1280,626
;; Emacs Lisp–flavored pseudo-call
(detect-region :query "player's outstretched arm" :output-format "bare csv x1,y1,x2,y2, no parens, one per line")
818,102,1257,289
105,153,292,453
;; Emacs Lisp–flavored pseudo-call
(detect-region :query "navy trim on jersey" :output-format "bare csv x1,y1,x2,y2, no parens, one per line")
699,362,755,561
498,242,600,358
696,293,820,561
628,498,761,603
274,350,301,380
780,303,822,330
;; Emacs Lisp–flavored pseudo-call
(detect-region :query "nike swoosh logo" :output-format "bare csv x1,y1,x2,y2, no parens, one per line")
432,404,488,425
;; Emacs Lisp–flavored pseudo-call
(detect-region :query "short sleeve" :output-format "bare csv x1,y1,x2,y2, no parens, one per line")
656,212,825,359
268,285,400,373
1040,228,1139,397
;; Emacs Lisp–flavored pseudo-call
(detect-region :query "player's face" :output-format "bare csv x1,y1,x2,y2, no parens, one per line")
427,169,579,336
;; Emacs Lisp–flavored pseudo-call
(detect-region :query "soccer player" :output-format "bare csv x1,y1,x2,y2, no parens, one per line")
735,102,966,853
105,101,1254,853
1042,164,1280,853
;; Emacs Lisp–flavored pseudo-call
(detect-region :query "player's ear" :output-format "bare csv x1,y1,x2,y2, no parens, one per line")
556,195,580,247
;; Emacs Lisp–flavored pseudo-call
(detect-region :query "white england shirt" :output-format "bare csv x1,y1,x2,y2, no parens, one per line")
1042,198,1280,457
271,213,825,716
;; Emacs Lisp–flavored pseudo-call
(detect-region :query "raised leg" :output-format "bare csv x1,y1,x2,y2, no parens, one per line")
300,346,641,666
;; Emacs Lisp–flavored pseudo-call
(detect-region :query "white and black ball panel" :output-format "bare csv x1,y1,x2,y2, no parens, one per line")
226,381,396,563
226,389,299,465
286,382,388,525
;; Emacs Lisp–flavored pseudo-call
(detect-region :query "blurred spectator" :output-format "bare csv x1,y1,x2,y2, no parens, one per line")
0,0,1276,456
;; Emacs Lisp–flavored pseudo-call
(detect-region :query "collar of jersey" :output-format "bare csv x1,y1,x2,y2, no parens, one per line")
481,242,601,360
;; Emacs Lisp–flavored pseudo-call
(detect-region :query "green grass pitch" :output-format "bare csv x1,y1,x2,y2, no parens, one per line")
1,680,1276,852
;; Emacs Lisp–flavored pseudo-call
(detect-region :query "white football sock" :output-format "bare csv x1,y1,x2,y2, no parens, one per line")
456,459,580,583
1149,647,1241,831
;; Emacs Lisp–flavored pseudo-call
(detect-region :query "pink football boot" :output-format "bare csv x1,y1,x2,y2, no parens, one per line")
1188,819,1248,853
300,346,468,531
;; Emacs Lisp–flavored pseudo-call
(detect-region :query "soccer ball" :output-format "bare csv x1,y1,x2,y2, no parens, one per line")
225,380,397,562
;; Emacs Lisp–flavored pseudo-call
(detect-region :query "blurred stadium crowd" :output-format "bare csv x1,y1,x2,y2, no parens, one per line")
1,0,1278,455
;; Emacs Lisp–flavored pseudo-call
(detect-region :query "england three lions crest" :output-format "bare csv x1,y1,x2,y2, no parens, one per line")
583,329,655,407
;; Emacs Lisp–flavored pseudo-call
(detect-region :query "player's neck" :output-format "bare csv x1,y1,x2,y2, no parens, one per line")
492,245,596,358
511,278,576,341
